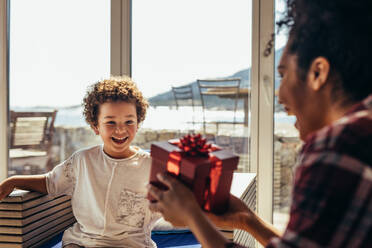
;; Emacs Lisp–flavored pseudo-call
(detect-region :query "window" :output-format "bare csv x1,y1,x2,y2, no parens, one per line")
8,0,110,176
132,0,252,172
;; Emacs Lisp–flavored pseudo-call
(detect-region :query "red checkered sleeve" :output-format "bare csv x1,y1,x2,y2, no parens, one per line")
266,94,372,248
227,95,372,248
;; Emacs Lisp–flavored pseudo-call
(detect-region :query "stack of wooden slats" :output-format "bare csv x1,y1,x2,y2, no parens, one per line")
218,173,256,244
0,190,75,248
233,173,256,247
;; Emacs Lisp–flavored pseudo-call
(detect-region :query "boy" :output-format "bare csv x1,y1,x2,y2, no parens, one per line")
0,76,160,247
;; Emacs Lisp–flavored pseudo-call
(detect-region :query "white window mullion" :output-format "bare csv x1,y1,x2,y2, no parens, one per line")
251,0,275,226
111,0,131,77
251,0,260,179
0,0,9,181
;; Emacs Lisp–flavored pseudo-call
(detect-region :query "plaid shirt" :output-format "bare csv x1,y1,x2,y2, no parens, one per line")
232,94,372,248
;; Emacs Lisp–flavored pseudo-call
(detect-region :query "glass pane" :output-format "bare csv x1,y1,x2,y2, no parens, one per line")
8,0,110,176
132,0,252,173
273,0,300,231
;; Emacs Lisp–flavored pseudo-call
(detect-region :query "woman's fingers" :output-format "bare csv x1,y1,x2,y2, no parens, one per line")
147,174,203,227
147,183,165,201
148,201,162,213
147,184,166,214
156,172,185,191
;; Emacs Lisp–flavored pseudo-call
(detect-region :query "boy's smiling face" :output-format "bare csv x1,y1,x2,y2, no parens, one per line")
93,101,138,159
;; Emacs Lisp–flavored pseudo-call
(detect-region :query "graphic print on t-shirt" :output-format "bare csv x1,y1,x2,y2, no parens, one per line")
115,188,145,228
63,156,76,194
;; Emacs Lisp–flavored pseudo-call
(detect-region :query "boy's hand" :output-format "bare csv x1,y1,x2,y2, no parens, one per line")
0,178,15,201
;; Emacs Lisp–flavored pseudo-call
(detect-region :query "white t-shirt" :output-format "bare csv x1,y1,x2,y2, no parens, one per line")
46,145,160,248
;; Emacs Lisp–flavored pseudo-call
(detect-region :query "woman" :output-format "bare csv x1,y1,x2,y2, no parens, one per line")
147,0,372,247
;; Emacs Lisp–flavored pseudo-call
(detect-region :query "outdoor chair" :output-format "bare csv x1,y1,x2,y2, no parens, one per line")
172,85,195,111
9,110,58,175
197,78,244,135
171,85,197,130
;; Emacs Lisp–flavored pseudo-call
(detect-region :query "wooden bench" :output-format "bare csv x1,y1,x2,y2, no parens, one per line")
9,111,57,175
0,190,74,248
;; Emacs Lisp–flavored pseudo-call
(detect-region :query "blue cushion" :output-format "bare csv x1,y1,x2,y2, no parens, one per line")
152,232,201,248
39,231,201,248
39,232,63,248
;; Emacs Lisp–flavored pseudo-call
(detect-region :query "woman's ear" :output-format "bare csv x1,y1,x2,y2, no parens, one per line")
307,56,330,91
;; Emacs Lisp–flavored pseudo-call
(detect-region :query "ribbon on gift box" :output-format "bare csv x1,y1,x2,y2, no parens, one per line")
166,134,223,210
166,150,182,175
204,155,223,211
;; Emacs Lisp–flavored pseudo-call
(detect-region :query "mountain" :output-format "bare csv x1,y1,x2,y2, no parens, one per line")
149,47,284,110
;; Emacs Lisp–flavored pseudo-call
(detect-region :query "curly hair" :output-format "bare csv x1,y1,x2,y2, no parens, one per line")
83,76,149,127
277,0,372,103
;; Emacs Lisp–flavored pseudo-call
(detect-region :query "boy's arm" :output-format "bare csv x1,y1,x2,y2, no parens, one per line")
0,175,48,200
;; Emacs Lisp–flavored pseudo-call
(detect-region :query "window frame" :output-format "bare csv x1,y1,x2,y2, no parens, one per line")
0,0,9,181
111,0,131,76
251,0,275,224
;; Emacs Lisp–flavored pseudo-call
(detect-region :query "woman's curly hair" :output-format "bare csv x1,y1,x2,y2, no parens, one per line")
83,76,149,127
277,0,372,103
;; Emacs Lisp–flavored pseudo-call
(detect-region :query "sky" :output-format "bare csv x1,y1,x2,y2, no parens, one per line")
133,0,288,98
132,0,252,98
10,0,287,108
9,0,110,108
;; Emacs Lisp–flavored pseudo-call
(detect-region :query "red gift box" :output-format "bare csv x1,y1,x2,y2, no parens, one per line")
148,134,239,214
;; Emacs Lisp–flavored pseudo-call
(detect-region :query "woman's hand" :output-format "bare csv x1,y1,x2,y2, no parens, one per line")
147,173,202,227
205,194,254,231
0,178,15,201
